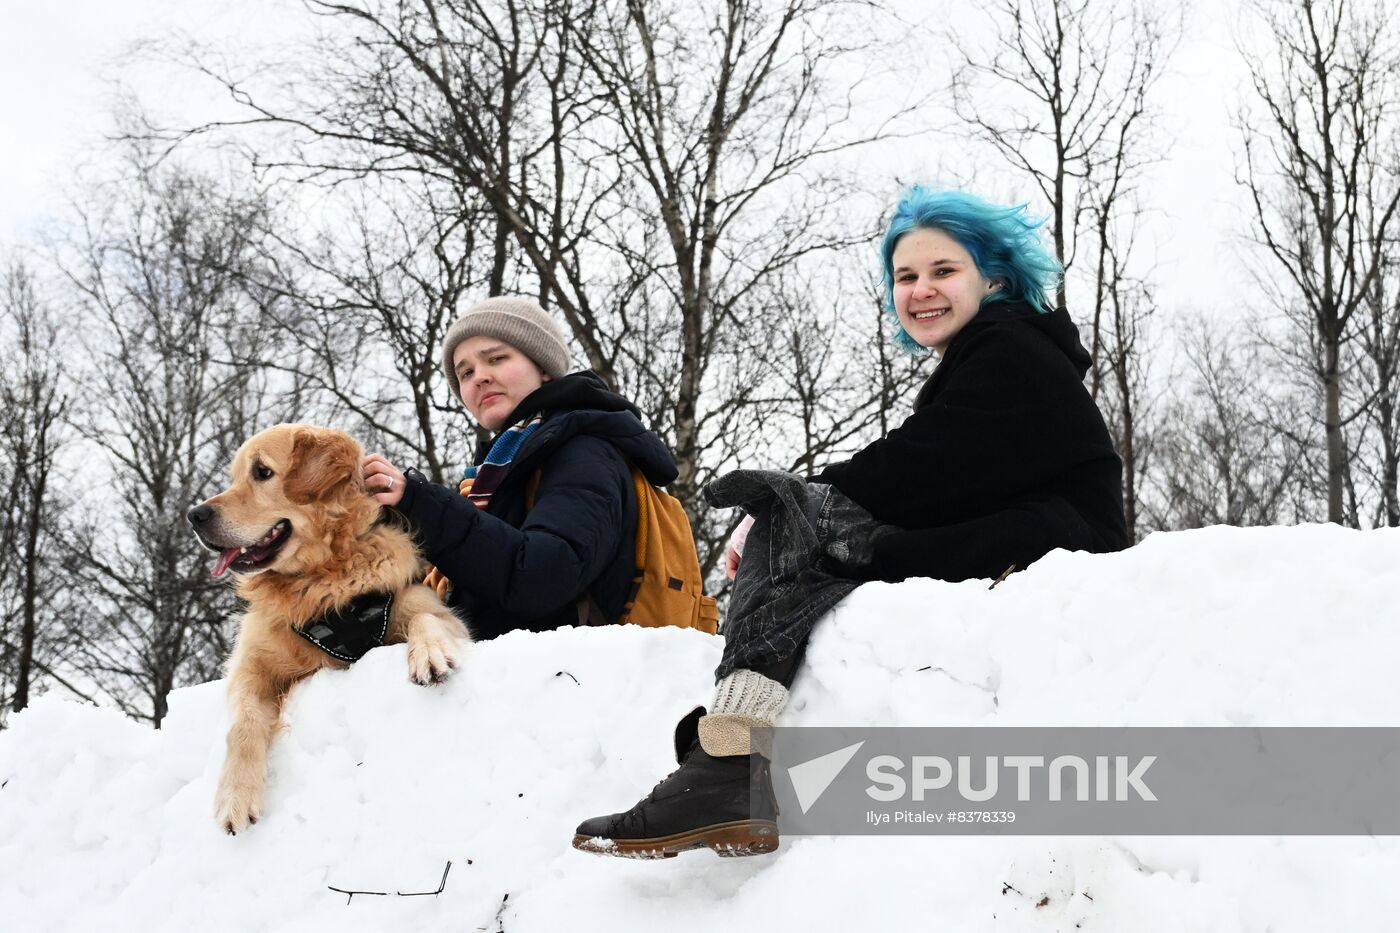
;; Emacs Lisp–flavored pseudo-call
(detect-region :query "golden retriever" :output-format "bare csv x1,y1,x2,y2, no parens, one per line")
187,423,469,834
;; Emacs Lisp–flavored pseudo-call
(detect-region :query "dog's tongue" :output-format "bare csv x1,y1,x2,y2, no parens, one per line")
212,547,241,578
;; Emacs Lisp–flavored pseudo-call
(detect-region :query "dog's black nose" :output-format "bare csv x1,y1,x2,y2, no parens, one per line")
187,503,215,527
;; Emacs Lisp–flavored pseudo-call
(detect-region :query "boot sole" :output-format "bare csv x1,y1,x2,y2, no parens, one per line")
572,819,780,859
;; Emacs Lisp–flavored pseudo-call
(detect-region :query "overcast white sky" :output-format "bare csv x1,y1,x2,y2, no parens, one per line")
1,0,178,240
0,0,1250,323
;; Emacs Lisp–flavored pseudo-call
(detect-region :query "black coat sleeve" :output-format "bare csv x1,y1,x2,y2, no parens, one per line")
814,326,1107,527
396,436,629,620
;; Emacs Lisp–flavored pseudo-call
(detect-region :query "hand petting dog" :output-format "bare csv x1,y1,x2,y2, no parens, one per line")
362,452,407,508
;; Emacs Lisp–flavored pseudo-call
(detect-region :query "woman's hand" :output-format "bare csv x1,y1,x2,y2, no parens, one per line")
362,453,407,508
725,515,755,580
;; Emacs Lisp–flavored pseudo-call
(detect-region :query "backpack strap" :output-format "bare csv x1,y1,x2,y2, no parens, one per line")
626,467,651,604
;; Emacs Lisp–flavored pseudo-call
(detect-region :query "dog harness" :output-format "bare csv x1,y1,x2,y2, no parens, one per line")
295,591,394,662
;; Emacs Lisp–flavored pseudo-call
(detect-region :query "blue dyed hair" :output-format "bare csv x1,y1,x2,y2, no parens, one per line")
880,187,1062,352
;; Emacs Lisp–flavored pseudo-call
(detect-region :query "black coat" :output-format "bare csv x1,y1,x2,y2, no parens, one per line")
815,300,1128,583
395,373,677,640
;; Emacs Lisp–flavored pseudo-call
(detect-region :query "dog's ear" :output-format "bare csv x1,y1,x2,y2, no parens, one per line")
283,428,362,504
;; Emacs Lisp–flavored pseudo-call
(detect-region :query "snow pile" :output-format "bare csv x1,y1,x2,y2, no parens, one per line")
2,524,1399,932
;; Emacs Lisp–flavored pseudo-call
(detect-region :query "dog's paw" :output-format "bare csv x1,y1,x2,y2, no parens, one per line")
214,781,264,835
407,614,468,686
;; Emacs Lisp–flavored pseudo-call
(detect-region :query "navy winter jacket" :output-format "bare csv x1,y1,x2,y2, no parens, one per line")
815,299,1128,583
395,373,677,640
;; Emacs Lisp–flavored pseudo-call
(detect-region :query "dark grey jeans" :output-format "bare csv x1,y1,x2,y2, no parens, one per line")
704,470,894,683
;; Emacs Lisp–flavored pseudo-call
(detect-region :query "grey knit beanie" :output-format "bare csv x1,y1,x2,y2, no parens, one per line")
441,295,571,399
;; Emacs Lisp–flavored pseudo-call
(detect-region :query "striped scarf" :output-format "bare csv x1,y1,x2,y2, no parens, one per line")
463,414,544,511
422,414,544,601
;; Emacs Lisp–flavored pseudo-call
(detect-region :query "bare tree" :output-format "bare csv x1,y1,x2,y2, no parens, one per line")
561,0,894,524
169,0,625,379
1091,204,1159,540
1354,285,1400,526
1236,0,1400,524
0,262,76,723
951,0,1176,317
249,177,494,481
59,154,295,726
1349,134,1400,526
153,0,913,571
1143,319,1319,529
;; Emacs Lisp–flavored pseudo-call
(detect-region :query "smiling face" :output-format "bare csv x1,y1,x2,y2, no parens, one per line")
891,227,998,354
452,336,550,432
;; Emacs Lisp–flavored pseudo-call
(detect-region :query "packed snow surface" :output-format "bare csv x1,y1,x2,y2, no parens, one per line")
2,524,1398,932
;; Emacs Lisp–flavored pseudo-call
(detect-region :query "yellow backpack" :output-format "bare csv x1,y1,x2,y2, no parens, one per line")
610,466,719,633
424,463,719,635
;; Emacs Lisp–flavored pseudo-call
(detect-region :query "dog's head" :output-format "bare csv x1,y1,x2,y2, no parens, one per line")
187,424,376,578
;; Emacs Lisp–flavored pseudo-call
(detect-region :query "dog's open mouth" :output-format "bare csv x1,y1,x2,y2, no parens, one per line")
209,520,293,577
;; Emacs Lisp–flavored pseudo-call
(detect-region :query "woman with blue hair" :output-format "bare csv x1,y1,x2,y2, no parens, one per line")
573,187,1128,859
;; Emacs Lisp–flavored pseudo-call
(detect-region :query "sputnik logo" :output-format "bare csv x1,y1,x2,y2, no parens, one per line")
786,741,865,814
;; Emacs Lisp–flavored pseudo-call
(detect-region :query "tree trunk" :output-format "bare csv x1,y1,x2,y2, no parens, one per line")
1114,354,1138,541
12,465,45,713
1379,392,1399,527
1324,335,1345,523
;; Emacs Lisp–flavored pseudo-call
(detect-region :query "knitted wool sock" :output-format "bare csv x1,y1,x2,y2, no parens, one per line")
698,669,789,757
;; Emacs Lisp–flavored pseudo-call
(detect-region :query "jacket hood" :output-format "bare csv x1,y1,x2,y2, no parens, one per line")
970,299,1092,378
505,370,641,423
487,371,678,486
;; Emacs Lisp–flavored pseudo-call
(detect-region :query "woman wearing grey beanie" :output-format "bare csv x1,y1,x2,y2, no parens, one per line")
361,295,679,639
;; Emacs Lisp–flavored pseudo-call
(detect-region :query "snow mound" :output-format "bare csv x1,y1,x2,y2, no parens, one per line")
2,524,1398,932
